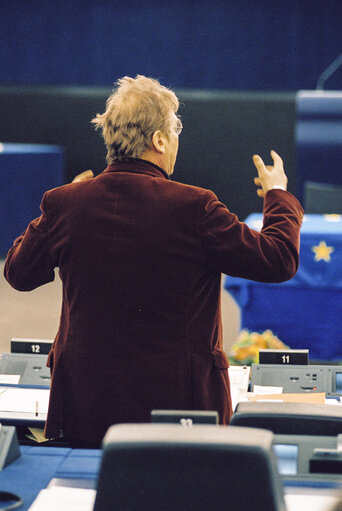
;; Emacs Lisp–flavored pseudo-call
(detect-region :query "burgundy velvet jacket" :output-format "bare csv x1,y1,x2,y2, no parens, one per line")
4,159,303,444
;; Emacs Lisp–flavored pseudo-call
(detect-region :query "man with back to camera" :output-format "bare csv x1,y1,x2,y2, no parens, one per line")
4,75,303,447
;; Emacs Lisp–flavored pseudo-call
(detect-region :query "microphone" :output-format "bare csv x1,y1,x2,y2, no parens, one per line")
316,52,342,90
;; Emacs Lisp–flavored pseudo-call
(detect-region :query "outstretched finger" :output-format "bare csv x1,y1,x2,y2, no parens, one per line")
270,150,283,166
253,154,267,176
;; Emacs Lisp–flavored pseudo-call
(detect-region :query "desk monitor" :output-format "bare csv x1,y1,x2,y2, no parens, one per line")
151,410,219,425
273,434,337,477
0,353,50,387
329,368,342,395
273,443,298,476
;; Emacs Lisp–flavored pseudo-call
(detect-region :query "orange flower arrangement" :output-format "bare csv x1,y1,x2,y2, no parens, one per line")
229,329,289,366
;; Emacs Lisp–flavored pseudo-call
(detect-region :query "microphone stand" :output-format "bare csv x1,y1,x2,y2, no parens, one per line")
316,52,342,90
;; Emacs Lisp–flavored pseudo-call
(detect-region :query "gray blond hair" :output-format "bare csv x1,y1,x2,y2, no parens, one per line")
91,75,179,164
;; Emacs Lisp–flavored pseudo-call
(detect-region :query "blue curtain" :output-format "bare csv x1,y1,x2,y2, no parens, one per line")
1,0,342,90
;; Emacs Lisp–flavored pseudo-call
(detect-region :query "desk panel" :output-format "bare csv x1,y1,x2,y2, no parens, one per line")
0,446,101,511
0,442,341,511
0,446,71,511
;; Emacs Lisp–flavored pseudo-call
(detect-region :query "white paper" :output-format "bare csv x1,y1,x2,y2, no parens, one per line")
253,385,283,394
0,375,20,384
228,366,250,411
325,398,341,405
285,492,342,511
28,487,96,511
0,387,49,414
254,399,284,403
228,366,250,386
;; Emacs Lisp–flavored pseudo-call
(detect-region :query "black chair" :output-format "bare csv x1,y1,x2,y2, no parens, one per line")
303,181,342,214
231,401,342,436
94,423,286,511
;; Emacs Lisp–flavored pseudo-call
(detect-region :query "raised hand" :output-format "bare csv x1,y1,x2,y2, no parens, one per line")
253,150,287,198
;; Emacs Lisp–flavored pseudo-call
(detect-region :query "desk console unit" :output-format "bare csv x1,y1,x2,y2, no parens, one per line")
251,364,342,397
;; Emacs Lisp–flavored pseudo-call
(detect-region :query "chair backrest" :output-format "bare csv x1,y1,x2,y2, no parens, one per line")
304,181,342,214
93,423,286,511
231,401,342,436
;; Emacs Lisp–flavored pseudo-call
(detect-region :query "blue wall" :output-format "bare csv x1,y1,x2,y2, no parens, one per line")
1,0,342,90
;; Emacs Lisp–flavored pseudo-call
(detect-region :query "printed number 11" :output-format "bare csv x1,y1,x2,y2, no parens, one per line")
282,355,290,364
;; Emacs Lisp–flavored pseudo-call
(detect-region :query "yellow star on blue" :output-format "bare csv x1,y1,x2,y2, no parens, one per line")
311,240,335,262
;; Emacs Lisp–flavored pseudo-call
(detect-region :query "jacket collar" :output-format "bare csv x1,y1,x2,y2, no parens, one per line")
103,159,170,180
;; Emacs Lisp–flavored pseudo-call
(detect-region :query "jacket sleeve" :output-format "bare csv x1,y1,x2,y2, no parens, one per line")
4,192,55,291
199,188,304,282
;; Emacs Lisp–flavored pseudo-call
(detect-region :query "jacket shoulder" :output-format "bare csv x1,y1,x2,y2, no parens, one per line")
166,179,218,203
